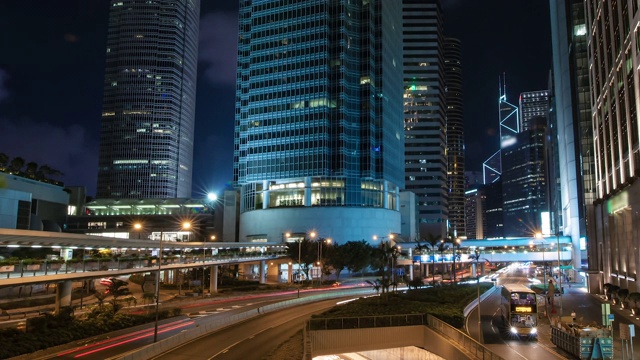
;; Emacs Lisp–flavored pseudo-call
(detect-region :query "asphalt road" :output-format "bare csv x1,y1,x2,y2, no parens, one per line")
153,298,347,360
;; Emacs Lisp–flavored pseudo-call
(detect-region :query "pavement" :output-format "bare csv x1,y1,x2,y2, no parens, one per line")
534,280,640,359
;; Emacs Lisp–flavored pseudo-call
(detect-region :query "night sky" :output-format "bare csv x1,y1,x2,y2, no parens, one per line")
0,1,551,198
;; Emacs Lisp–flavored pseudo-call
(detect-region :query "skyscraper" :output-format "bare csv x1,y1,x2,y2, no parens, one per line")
501,117,548,237
402,0,448,239
234,1,404,243
549,0,595,277
519,90,550,132
96,0,200,199
444,37,465,238
583,0,640,292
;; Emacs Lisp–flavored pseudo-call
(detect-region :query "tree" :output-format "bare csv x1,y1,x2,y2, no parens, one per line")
37,164,64,179
25,161,38,176
285,238,316,280
413,240,429,278
94,290,108,309
628,292,640,315
423,233,442,285
0,152,9,169
8,157,25,173
106,278,132,313
323,243,347,280
341,240,372,277
437,240,449,282
618,288,629,308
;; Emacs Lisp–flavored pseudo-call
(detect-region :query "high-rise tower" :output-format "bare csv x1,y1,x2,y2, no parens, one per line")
583,0,640,292
402,0,448,239
519,90,550,132
96,0,200,199
444,37,465,238
549,0,595,277
234,1,404,243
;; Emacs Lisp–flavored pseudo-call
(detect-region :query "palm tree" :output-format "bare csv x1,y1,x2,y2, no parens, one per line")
106,278,132,313
413,240,429,278
437,240,449,282
423,233,442,285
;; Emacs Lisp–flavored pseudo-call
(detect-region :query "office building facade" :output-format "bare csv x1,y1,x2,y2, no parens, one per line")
501,117,549,237
403,0,448,239
520,90,550,132
550,0,597,284
584,0,640,292
96,0,200,199
444,37,466,238
234,1,404,244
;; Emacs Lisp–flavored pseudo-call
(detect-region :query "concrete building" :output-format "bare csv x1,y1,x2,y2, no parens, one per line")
233,1,404,244
402,0,448,239
0,172,69,231
96,0,200,199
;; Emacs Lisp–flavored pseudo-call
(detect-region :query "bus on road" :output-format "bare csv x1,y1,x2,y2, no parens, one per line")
500,283,538,338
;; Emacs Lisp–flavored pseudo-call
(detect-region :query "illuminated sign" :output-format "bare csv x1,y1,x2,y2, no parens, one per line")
515,306,533,313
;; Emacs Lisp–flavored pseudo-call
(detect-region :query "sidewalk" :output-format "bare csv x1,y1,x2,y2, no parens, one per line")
537,280,640,359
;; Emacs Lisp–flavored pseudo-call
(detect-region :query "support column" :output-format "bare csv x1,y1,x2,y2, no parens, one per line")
288,262,293,283
304,177,312,206
55,280,73,314
210,265,218,293
259,261,266,284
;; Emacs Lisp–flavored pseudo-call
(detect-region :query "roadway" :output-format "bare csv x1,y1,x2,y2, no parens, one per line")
154,298,343,360
468,264,640,359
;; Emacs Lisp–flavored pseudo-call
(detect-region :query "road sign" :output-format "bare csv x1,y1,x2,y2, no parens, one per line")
560,265,572,270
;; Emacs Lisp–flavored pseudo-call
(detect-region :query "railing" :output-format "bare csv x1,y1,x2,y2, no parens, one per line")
307,313,505,360
0,252,288,280
308,313,426,330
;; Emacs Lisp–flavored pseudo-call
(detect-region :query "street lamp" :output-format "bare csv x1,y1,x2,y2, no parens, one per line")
316,238,331,284
531,235,546,287
474,248,482,343
152,221,190,343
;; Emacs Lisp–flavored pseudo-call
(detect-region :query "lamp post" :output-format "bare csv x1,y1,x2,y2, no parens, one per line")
316,238,331,284
452,238,460,283
531,235,546,287
474,248,482,343
152,221,190,343
153,227,164,343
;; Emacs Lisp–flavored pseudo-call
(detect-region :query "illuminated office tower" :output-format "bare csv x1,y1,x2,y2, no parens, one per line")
403,0,448,238
444,37,465,238
583,0,640,291
519,90,550,132
96,0,200,199
234,1,404,243
501,117,548,237
549,0,595,278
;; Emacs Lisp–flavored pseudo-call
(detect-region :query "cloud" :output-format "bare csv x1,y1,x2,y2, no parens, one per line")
198,12,238,86
0,69,9,102
0,117,98,194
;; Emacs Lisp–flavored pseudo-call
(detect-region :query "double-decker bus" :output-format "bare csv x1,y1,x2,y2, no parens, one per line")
500,284,538,337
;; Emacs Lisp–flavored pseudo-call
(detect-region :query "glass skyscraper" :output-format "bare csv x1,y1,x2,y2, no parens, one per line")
96,0,200,199
234,1,404,243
